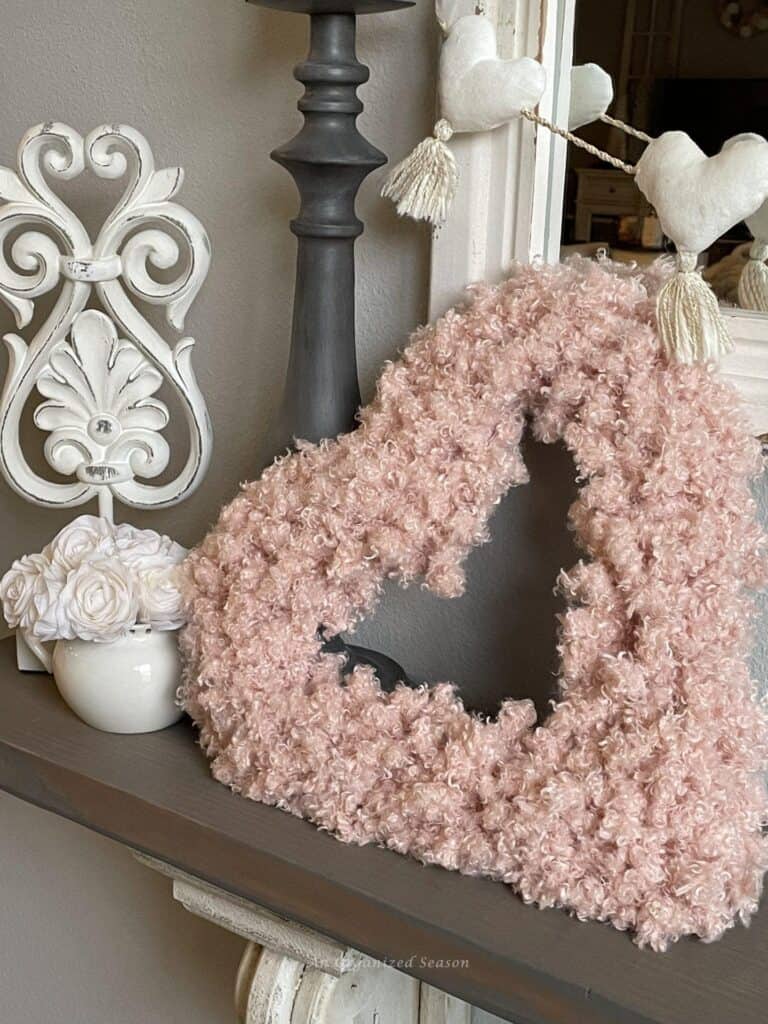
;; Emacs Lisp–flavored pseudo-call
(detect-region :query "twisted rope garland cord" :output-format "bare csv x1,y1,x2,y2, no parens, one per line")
520,108,637,175
381,104,651,225
519,110,733,362
598,112,654,143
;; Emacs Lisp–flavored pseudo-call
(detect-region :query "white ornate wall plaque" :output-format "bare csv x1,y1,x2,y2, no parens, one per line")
0,121,212,521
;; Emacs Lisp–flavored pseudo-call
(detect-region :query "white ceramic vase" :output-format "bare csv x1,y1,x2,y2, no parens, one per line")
23,625,184,734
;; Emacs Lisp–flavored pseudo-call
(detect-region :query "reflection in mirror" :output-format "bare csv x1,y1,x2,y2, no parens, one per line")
561,0,768,312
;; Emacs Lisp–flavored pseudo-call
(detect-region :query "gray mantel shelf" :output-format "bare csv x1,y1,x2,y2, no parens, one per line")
0,636,765,1024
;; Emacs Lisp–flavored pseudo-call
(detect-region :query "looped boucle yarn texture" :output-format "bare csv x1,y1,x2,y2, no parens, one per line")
182,258,768,951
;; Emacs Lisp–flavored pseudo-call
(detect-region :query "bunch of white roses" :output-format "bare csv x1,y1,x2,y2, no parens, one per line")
0,515,188,644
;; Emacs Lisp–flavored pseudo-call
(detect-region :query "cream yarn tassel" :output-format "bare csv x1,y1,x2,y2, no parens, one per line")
738,241,768,313
656,251,733,364
381,120,458,227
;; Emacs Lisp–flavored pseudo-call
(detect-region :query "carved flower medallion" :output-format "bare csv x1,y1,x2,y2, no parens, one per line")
0,122,212,513
35,310,170,487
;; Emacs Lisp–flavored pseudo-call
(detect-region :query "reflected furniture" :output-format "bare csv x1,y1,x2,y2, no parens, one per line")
573,167,649,241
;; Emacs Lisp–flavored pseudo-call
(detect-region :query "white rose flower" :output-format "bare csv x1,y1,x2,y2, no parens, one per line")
0,553,54,629
60,556,139,643
46,514,116,574
114,523,187,573
29,562,73,641
136,563,187,631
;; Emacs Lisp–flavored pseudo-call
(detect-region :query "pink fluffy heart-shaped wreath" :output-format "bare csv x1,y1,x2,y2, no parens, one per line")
182,258,768,950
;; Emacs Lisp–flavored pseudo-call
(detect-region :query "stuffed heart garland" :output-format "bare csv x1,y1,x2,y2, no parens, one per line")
182,258,768,951
569,63,614,131
627,131,768,364
381,9,546,226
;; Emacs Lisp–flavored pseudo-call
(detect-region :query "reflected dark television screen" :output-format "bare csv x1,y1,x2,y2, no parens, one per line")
649,78,768,154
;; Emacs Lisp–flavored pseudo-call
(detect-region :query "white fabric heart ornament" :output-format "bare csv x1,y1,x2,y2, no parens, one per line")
635,131,768,254
439,17,546,133
434,0,465,34
634,131,768,362
381,13,546,227
721,134,768,312
569,63,614,131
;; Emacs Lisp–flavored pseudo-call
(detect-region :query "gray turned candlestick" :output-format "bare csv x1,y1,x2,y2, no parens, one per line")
246,0,414,691
248,0,414,450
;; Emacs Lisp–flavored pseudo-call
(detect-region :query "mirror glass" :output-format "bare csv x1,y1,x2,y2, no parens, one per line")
561,0,768,311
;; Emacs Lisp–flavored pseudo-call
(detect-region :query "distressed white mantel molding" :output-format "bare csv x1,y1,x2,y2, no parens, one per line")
135,853,478,1024
0,121,212,521
718,309,768,438
429,0,575,320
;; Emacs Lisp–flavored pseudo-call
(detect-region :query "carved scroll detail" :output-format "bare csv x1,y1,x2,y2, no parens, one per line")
0,122,212,516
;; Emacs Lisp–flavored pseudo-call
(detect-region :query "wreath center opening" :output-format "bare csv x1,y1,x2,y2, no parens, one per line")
345,435,579,720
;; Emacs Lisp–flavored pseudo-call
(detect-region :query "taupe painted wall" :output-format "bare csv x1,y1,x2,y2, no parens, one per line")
0,1,440,1021
0,0,435,555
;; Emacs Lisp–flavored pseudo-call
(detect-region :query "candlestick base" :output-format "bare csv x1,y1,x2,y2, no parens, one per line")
323,636,410,692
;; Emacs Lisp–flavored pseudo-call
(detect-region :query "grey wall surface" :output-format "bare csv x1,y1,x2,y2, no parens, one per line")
0,0,435,557
0,792,244,1024
0,2,766,1022
0,2,440,1022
